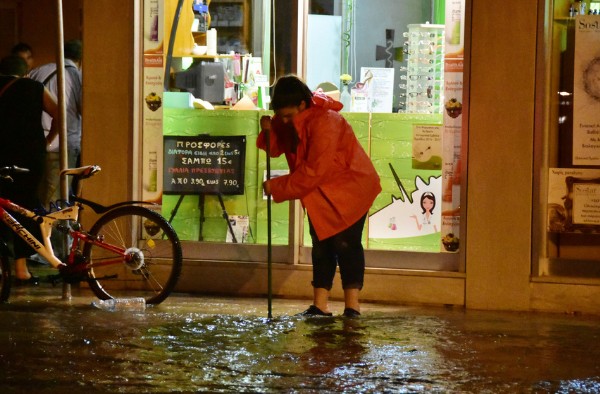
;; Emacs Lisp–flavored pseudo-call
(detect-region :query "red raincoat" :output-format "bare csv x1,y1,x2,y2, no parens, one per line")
257,93,381,240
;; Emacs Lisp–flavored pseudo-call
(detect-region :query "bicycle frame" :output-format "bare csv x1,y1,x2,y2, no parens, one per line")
0,197,129,271
0,197,76,267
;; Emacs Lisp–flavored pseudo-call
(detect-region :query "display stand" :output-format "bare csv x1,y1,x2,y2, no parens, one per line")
168,193,237,242
400,24,445,114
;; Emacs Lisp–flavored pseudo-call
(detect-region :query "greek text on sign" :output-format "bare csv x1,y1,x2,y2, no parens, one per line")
163,135,246,195
573,182,600,225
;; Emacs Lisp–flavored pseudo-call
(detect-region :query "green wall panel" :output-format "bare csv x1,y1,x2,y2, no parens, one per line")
367,113,443,252
162,108,290,244
162,109,443,252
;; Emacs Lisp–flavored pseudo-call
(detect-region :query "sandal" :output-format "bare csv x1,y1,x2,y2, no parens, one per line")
13,275,40,286
297,305,333,316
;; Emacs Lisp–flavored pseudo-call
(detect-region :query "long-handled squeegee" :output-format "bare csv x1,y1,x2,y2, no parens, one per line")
265,126,273,319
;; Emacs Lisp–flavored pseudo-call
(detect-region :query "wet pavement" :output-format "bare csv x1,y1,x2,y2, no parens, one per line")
1,284,600,393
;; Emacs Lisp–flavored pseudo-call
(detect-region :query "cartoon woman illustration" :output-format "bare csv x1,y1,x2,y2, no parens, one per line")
410,192,438,233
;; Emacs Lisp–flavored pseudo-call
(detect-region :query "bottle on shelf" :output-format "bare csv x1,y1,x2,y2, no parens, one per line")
150,0,159,41
339,74,353,112
148,150,157,192
92,297,147,312
192,0,208,33
340,84,352,112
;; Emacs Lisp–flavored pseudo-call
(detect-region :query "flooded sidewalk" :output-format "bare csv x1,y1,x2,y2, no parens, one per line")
1,285,599,393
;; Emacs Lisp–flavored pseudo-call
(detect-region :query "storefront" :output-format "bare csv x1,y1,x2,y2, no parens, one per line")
76,0,600,313
134,0,465,300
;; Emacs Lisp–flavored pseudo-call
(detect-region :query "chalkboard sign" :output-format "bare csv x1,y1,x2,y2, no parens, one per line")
163,135,246,195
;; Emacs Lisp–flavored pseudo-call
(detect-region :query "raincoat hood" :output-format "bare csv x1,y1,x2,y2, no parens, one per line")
311,89,343,112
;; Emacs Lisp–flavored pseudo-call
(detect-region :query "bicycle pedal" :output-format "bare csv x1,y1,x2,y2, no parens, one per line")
61,273,86,284
94,274,118,280
47,274,63,287
58,266,87,284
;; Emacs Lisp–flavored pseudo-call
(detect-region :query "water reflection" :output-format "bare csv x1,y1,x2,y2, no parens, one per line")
298,317,366,376
1,291,599,393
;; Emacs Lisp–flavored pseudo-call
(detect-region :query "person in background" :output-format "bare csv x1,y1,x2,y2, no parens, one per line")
257,75,381,318
0,55,58,285
29,39,82,207
10,42,34,73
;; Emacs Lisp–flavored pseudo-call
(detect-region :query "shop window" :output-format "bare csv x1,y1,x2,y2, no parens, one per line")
287,0,465,267
538,0,600,278
141,0,466,271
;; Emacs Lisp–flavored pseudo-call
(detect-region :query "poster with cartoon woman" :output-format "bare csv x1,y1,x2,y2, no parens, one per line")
410,192,439,234
368,175,441,240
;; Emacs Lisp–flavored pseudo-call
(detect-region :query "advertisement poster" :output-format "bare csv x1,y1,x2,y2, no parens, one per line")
412,124,443,170
353,67,395,113
547,168,600,233
573,15,600,165
444,0,465,56
144,0,163,54
368,176,442,239
142,55,164,203
440,0,465,252
226,215,250,243
367,113,443,253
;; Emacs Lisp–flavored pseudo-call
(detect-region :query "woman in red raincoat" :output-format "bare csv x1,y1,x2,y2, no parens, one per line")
257,75,381,317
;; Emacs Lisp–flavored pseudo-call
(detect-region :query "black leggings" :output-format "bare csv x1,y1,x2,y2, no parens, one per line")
308,213,367,291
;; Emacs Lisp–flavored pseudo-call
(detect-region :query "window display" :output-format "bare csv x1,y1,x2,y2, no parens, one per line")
139,0,465,269
539,1,600,273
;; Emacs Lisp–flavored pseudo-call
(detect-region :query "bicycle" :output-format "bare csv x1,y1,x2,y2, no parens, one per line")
0,165,183,305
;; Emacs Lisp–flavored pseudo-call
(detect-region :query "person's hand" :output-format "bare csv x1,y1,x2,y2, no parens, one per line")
45,133,57,146
263,180,272,196
260,115,272,132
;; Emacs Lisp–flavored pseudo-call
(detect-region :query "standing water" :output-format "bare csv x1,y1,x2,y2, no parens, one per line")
1,287,600,393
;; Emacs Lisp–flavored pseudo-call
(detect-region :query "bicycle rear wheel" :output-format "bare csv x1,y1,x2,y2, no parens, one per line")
0,252,11,303
83,206,182,305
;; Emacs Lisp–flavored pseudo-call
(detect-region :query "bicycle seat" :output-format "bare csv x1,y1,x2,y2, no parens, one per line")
0,165,29,177
60,165,101,179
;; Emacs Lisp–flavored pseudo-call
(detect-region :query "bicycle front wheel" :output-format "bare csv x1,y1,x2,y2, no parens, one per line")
83,206,183,305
